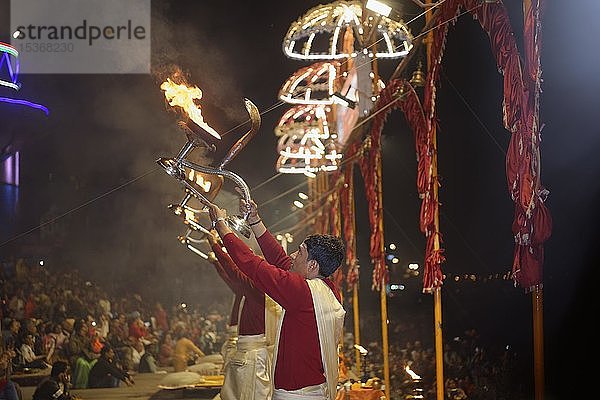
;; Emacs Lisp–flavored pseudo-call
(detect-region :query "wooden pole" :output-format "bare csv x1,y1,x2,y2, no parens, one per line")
346,169,362,377
432,127,444,400
431,126,444,400
375,144,390,400
380,284,390,400
533,286,544,400
353,285,361,376
521,1,544,398
424,1,445,398
367,22,390,400
433,286,444,400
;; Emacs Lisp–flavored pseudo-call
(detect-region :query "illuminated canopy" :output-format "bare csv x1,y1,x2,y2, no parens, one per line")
274,104,342,176
282,0,413,61
279,61,340,105
274,104,335,139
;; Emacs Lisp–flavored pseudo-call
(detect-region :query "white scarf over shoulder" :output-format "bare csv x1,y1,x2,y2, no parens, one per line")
269,279,345,400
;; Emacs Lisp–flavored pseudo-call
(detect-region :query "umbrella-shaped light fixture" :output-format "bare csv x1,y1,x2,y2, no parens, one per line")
279,61,341,105
274,104,335,140
282,0,413,61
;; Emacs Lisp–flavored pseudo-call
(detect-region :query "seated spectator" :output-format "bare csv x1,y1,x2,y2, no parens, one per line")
153,303,169,336
128,313,157,346
107,314,133,371
128,312,147,342
19,334,49,370
130,339,143,371
446,378,468,400
0,348,21,400
1,320,20,350
88,346,134,388
32,361,76,400
173,331,205,372
41,324,61,365
20,318,43,355
135,341,158,373
158,332,175,367
67,319,98,389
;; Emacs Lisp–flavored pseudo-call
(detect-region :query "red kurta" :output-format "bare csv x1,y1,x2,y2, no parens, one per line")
211,242,265,335
209,246,242,327
223,230,341,391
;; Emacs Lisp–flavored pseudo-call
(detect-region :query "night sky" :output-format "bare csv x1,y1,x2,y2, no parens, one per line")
1,1,598,398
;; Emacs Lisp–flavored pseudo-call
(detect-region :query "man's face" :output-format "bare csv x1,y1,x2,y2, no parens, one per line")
25,335,34,345
289,242,317,278
60,369,71,385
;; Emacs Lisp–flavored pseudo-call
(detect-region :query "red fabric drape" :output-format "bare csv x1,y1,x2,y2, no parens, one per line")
359,80,409,290
396,81,445,291
332,0,550,294
341,162,359,289
416,0,550,291
329,185,345,289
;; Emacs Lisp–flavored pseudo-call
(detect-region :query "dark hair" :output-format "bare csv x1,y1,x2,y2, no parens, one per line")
51,361,69,378
304,234,345,277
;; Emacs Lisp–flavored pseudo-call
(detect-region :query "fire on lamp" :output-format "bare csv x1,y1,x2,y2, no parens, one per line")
160,78,221,140
405,365,421,380
353,344,368,355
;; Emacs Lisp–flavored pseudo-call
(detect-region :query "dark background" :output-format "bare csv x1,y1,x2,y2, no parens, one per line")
1,1,598,398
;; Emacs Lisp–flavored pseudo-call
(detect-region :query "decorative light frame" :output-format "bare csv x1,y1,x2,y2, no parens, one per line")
282,0,413,61
0,42,20,91
279,61,340,105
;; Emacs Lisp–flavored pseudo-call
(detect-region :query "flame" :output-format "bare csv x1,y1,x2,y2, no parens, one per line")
187,170,212,193
160,78,221,139
183,209,197,222
405,365,421,380
196,175,211,192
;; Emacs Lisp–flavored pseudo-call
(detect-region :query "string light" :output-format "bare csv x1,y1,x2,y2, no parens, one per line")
0,42,18,58
0,97,49,115
0,80,19,90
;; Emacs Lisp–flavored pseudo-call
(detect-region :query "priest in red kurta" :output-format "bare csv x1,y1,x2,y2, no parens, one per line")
209,200,345,400
207,231,271,400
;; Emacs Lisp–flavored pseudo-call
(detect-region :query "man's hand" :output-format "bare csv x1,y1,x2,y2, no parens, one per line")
208,203,227,223
207,229,219,246
239,196,266,237
239,198,260,224
208,204,233,237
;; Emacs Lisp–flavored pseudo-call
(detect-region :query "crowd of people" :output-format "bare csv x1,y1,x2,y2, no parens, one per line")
0,257,229,399
0,257,528,400
2,196,525,400
339,315,525,400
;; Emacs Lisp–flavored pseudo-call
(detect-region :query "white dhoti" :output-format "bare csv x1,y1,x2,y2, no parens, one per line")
221,325,239,365
273,382,328,400
220,334,272,400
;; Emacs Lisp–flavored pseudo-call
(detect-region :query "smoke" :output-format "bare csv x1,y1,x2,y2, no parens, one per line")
6,1,263,306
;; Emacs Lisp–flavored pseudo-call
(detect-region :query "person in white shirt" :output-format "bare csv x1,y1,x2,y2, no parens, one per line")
20,334,49,369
